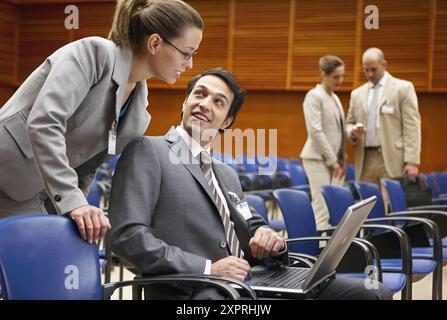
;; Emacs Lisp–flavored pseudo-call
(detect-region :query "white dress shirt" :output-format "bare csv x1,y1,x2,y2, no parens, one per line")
176,126,232,275
365,71,389,147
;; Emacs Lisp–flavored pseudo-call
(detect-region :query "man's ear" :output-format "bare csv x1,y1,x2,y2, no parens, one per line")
181,96,188,113
147,34,162,55
382,60,388,69
221,116,234,130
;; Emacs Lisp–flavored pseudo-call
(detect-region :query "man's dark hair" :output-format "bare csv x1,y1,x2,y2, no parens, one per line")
186,68,245,132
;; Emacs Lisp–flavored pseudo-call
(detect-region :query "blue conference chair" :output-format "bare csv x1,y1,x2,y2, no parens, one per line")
381,178,447,248
0,214,255,300
420,173,447,205
321,184,442,299
246,194,285,232
346,164,356,182
288,164,310,195
272,188,409,298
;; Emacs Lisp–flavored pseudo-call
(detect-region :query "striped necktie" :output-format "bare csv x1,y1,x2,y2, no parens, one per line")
200,151,243,258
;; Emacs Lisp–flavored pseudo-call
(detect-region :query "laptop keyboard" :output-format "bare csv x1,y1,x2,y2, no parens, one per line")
250,267,310,289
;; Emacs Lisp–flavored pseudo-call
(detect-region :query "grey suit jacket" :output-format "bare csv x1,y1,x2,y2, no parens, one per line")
0,37,150,214
346,73,421,179
109,128,270,280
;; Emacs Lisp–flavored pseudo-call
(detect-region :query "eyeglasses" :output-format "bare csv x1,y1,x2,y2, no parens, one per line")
161,37,197,61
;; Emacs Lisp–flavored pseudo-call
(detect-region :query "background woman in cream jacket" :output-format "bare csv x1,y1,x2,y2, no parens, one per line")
0,0,203,243
300,56,347,230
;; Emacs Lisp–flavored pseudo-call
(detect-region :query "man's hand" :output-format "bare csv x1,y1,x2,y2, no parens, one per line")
211,256,251,282
69,205,111,244
351,124,366,137
403,164,419,179
331,162,344,179
249,226,285,260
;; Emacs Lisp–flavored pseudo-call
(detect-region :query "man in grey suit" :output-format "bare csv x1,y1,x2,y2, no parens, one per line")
109,68,392,300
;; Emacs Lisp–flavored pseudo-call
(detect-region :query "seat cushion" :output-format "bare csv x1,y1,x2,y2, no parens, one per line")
381,258,437,275
412,247,447,260
336,273,406,293
429,238,447,247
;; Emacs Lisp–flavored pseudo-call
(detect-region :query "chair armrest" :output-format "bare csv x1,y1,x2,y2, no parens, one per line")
103,274,257,300
366,217,442,268
389,210,447,238
408,205,447,211
285,236,375,267
288,252,317,267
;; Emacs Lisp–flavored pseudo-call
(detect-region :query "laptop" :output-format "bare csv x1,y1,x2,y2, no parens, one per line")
244,196,377,299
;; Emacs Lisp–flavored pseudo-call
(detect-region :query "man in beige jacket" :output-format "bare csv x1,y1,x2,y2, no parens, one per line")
346,48,421,186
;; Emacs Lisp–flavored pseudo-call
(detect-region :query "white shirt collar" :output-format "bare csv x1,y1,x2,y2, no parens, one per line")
175,126,211,159
369,71,389,89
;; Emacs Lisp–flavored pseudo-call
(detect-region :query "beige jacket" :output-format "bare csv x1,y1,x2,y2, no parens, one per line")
346,73,421,179
300,84,346,167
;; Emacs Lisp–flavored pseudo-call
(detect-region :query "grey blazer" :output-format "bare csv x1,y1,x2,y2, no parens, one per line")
0,37,150,214
109,128,270,279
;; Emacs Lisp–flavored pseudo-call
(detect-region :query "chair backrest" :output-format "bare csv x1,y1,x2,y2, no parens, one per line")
87,181,102,207
239,155,258,173
434,172,447,194
355,182,387,219
346,164,356,182
425,173,440,198
320,185,355,226
108,154,121,172
245,194,269,223
289,158,301,166
381,179,408,212
0,215,103,300
289,164,308,186
276,157,290,172
272,189,319,255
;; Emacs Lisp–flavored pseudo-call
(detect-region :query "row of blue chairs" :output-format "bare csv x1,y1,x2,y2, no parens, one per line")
246,176,447,300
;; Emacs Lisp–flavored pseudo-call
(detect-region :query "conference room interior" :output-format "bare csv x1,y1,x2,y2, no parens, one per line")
1,0,447,300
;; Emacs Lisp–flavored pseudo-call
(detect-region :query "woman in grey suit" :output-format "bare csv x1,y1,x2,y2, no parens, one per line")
300,56,346,230
0,0,203,243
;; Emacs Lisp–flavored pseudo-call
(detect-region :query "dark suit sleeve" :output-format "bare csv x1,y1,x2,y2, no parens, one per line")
225,167,288,263
108,137,207,275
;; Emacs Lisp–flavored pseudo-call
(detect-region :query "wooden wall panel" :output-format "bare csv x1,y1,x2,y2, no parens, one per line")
361,0,431,89
18,4,71,82
231,0,290,89
1,0,446,173
0,2,16,84
146,88,447,172
72,2,114,41
432,0,447,89
0,85,16,106
150,0,231,89
291,0,357,89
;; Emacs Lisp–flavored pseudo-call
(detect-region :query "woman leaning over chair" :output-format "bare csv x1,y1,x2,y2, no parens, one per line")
0,0,203,243
300,56,347,230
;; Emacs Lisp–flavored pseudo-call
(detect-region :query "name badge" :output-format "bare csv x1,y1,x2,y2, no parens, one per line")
108,130,117,155
381,105,394,114
236,201,252,220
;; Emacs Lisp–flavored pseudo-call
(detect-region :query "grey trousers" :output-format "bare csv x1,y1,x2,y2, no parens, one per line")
146,278,393,300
